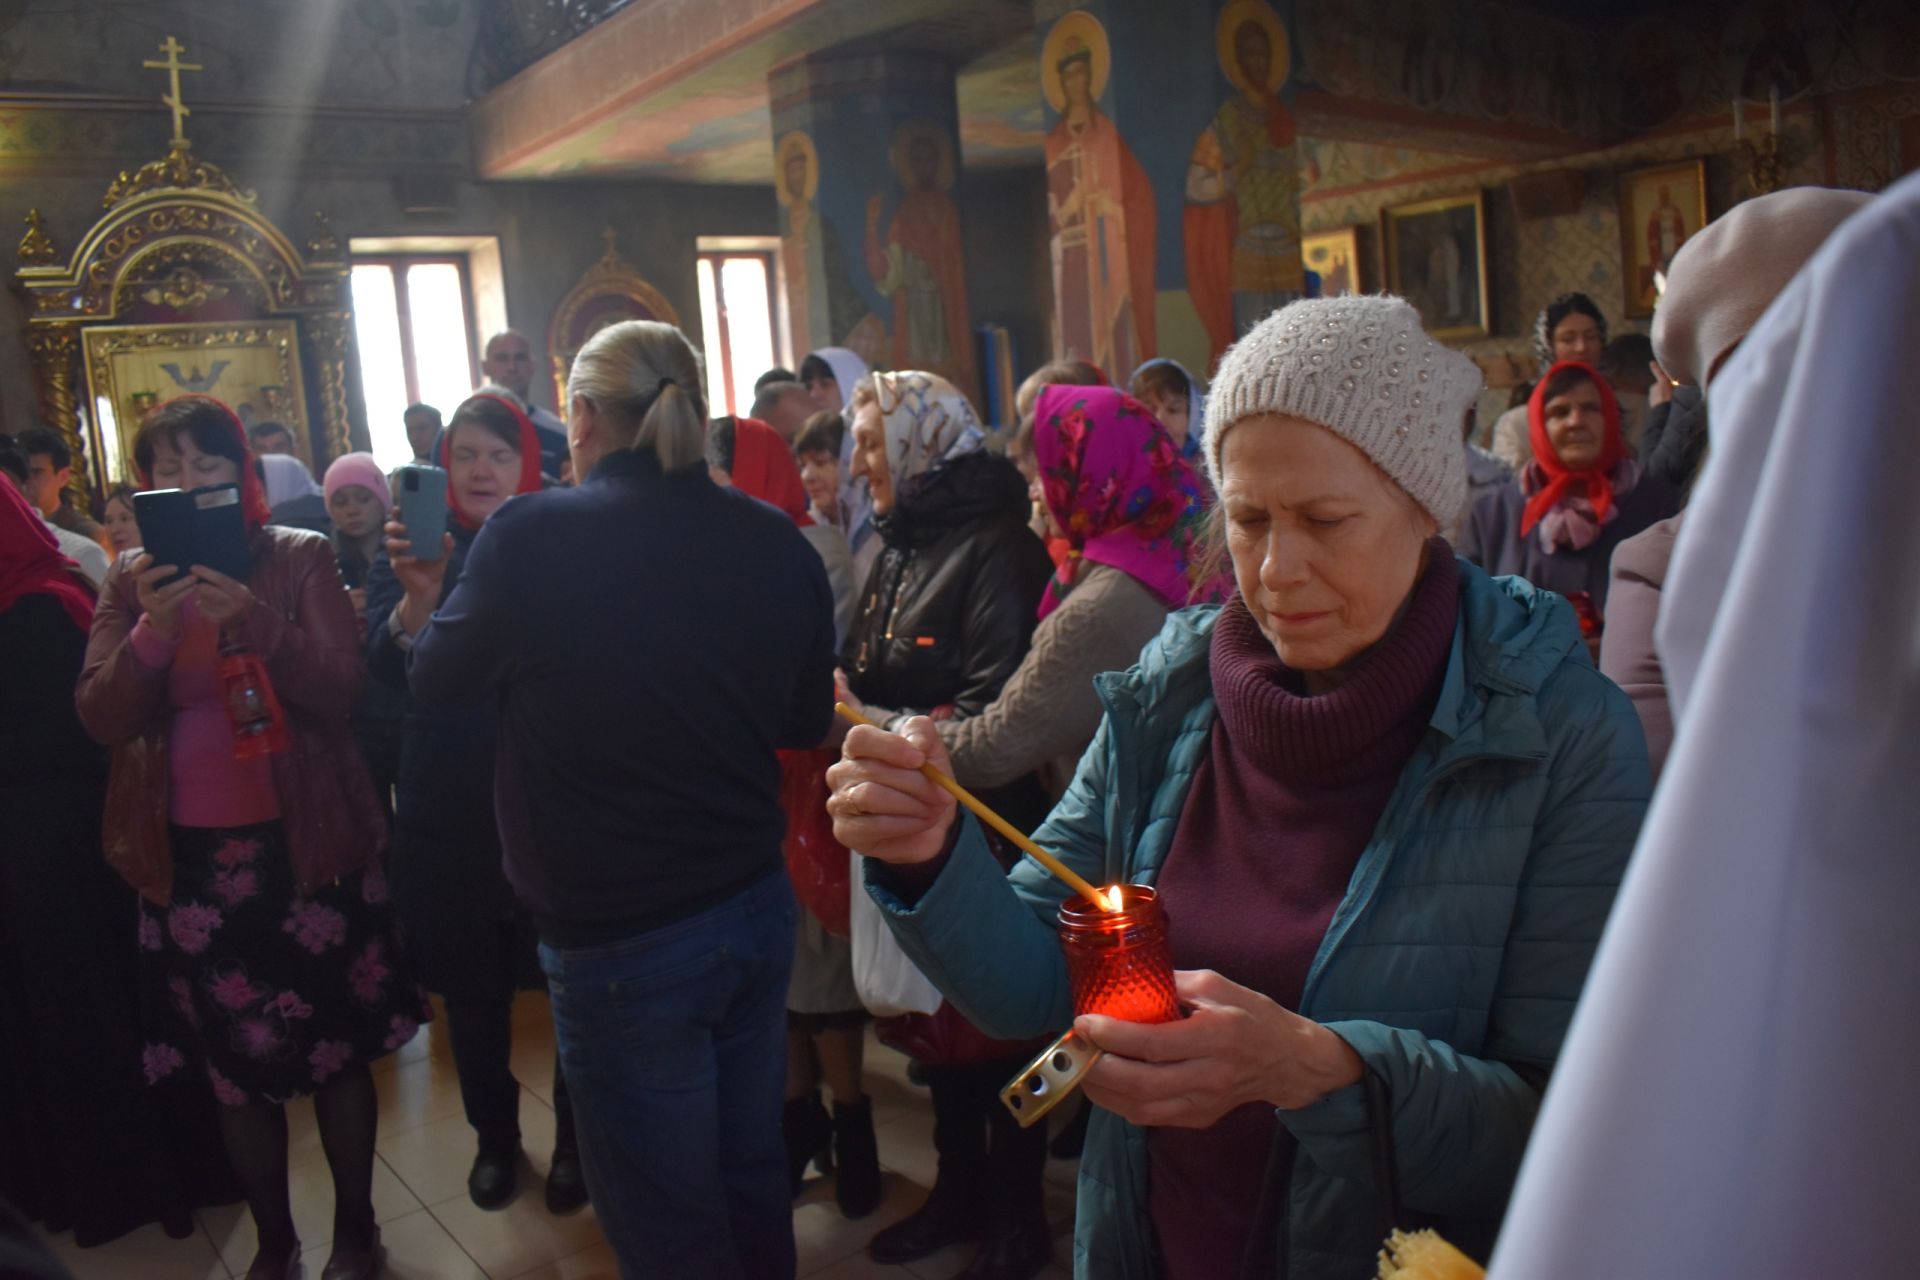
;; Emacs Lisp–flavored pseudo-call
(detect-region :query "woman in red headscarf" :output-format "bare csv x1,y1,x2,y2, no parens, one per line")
0,476,239,1248
363,392,590,1218
710,414,857,641
1459,361,1680,648
705,414,881,1217
74,395,426,1280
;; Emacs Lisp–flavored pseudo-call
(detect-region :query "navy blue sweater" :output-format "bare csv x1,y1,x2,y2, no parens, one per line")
407,448,837,940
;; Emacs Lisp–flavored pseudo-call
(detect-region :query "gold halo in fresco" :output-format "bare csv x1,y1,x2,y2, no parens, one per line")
1040,11,1112,114
775,130,819,207
1217,0,1290,96
888,118,956,192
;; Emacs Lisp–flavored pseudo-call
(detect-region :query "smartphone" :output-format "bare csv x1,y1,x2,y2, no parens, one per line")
394,464,448,562
134,485,251,585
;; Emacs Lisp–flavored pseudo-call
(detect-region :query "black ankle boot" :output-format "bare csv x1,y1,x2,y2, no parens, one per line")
782,1092,833,1197
832,1097,881,1219
545,1141,589,1214
467,1137,520,1210
867,1179,981,1264
958,1212,1052,1280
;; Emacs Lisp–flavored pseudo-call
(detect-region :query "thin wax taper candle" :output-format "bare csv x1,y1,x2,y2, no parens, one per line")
834,702,1113,911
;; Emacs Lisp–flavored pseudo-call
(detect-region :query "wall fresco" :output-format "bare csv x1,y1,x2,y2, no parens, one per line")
867,119,975,392
1040,10,1157,377
772,52,975,397
1184,0,1304,366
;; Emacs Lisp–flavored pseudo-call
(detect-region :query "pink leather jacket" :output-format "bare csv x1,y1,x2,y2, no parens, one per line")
76,527,386,904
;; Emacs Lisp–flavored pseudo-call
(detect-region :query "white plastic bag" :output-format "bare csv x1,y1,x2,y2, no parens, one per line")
847,850,943,1017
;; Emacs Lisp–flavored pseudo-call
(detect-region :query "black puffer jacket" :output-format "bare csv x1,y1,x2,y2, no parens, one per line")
844,450,1055,831
1637,386,1707,499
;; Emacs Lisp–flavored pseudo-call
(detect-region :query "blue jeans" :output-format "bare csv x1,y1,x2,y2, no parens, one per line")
539,872,797,1280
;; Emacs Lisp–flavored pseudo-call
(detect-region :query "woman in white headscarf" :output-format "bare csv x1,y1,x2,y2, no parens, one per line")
1127,357,1208,458
838,370,1060,1277
800,347,879,584
800,347,871,416
257,452,329,532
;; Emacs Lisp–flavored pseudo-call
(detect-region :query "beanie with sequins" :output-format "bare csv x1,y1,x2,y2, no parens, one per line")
1202,295,1484,529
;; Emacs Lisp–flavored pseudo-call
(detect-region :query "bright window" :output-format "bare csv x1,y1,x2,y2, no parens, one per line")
350,256,480,470
695,250,778,418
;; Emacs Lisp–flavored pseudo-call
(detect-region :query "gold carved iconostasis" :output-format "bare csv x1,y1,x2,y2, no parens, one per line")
14,38,353,511
547,229,679,417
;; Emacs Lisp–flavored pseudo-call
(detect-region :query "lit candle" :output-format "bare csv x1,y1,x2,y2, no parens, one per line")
1770,83,1781,136
1733,98,1744,143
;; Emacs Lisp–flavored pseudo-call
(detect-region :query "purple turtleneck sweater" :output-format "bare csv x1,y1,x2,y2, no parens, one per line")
1148,544,1460,1279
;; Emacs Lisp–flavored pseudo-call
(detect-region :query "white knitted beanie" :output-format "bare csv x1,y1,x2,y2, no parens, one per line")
1203,295,1483,528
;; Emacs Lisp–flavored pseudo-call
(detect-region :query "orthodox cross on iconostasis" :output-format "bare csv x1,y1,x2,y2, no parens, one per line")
142,35,203,146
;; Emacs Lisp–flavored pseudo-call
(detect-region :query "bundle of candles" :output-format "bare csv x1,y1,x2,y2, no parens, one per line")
1375,1229,1484,1280
834,704,1182,1125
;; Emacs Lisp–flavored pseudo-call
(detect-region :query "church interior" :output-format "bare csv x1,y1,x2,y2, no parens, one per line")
2,0,1917,1277
6,0,1916,467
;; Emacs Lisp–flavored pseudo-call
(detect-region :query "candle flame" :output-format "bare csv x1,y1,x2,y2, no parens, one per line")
1100,885,1124,913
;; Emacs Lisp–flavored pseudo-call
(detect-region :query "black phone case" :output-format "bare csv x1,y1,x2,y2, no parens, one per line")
133,486,251,584
133,489,196,586
192,487,252,582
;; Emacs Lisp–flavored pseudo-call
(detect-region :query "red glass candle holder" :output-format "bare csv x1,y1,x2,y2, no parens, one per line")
1001,884,1177,1128
1059,884,1180,1025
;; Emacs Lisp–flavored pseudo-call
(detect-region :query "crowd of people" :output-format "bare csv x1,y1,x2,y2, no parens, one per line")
0,176,1906,1280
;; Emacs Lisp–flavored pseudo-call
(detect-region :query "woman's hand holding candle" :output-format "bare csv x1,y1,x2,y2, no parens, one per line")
826,715,960,866
1075,970,1363,1128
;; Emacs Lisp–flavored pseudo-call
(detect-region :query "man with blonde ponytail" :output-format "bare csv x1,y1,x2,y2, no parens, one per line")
407,320,838,1279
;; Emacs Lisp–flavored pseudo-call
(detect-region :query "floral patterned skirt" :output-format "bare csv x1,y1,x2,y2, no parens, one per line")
137,821,432,1106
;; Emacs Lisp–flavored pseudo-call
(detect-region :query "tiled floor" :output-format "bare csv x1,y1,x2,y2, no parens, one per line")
39,994,1078,1279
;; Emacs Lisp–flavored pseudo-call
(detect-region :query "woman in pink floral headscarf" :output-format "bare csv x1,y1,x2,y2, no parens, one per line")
1035,384,1224,624
848,382,1223,799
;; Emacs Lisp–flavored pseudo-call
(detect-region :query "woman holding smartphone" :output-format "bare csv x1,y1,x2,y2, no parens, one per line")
76,395,426,1280
362,391,585,1215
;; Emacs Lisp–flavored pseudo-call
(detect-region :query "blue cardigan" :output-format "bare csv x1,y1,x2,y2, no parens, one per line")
870,560,1649,1277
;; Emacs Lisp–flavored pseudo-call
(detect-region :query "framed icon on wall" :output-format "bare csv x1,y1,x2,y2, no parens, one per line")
81,320,312,485
1381,191,1490,341
1619,159,1708,319
1303,226,1363,298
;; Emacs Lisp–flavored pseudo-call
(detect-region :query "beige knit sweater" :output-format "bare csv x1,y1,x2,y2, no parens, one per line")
935,561,1172,796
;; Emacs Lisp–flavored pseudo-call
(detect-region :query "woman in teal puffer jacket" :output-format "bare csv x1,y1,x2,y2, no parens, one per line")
828,296,1649,1279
